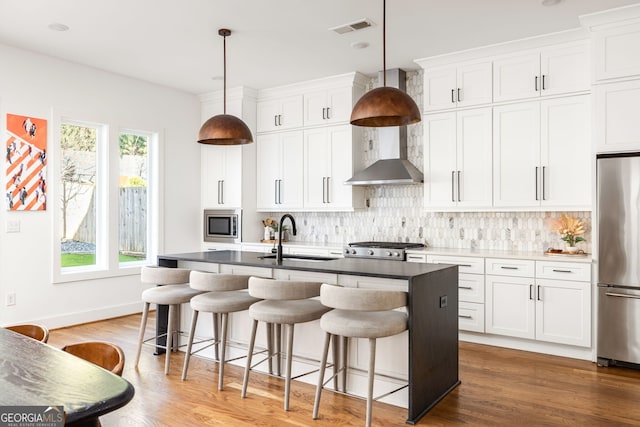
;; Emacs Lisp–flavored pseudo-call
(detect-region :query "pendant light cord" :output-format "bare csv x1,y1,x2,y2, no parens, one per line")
382,0,386,88
223,32,227,114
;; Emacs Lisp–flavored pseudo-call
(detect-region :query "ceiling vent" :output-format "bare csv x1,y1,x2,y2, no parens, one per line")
329,19,374,35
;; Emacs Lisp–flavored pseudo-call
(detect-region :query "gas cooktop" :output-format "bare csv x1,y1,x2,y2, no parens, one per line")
344,241,425,261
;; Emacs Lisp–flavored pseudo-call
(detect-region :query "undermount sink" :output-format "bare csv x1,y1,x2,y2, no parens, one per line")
259,254,338,262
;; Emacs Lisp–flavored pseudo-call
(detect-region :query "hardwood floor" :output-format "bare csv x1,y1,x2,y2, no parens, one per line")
46,314,640,426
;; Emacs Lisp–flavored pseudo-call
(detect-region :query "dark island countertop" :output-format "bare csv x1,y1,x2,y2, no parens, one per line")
157,250,451,280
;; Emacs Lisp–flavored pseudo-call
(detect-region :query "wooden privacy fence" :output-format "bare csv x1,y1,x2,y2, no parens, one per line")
73,187,147,254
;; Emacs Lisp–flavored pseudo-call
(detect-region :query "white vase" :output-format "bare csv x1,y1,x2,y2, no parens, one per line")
566,246,578,254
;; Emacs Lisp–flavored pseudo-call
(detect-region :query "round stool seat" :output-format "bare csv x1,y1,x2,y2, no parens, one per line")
249,299,330,324
141,284,203,305
191,290,259,314
320,309,407,339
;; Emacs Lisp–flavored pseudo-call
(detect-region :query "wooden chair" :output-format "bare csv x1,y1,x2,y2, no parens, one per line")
62,341,126,376
6,324,49,343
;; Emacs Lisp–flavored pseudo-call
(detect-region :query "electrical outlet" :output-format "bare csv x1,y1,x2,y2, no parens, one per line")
6,293,16,306
439,295,448,308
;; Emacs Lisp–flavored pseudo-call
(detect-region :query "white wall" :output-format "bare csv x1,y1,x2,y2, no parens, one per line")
0,43,202,328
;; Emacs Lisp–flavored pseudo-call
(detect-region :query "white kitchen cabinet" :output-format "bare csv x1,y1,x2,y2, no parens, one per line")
201,145,242,208
486,258,591,347
257,95,303,133
595,79,640,153
424,108,493,209
493,41,590,102
591,20,640,81
423,60,493,111
256,131,304,211
427,254,486,333
303,125,364,210
303,86,353,126
493,96,590,209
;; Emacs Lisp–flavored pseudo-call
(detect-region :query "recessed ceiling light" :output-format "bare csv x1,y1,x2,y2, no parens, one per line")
48,22,69,32
350,41,369,50
541,0,561,6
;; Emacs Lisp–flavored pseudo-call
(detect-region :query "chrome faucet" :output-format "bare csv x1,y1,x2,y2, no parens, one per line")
277,214,297,263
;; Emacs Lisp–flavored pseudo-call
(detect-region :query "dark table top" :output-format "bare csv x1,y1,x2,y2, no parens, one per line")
159,250,452,280
0,327,135,424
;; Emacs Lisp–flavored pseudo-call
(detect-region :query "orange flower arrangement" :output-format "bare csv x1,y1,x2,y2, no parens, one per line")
547,214,586,247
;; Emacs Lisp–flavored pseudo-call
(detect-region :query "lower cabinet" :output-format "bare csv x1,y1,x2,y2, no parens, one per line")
486,258,591,347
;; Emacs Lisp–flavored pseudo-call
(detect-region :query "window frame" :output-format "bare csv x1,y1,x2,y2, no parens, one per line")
52,112,161,284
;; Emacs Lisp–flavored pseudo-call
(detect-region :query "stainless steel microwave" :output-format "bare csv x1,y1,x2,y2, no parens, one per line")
203,209,241,243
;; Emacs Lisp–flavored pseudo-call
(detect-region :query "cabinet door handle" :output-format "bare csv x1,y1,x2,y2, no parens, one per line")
500,266,518,270
542,74,546,91
459,286,473,290
542,166,546,201
451,171,456,202
322,177,327,203
278,180,282,204
537,285,542,301
326,107,330,120
552,269,572,273
274,180,278,204
457,88,461,102
274,115,278,127
458,314,473,319
326,176,331,203
535,75,539,92
457,170,461,202
451,89,455,103
535,166,539,201
529,284,534,300
322,107,326,120
278,115,282,126
220,180,224,204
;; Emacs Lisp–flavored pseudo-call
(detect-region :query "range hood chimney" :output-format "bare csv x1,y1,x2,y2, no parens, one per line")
346,69,423,186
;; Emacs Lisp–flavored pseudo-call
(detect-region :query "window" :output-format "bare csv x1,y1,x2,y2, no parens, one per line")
54,117,158,282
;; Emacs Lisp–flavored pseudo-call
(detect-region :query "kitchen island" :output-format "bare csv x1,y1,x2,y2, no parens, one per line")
157,250,459,424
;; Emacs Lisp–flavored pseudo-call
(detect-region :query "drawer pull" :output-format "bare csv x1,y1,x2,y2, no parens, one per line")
458,264,472,267
500,266,518,270
552,269,572,273
605,292,640,300
458,314,473,319
459,286,473,290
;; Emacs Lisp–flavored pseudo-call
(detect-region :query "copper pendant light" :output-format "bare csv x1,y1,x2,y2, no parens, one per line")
350,0,421,127
198,29,253,145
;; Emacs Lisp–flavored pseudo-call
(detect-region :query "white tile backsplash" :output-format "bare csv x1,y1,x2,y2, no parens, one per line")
265,70,592,253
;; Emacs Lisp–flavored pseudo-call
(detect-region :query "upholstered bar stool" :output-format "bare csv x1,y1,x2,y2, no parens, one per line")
182,272,260,390
134,266,203,375
241,277,331,411
313,284,408,427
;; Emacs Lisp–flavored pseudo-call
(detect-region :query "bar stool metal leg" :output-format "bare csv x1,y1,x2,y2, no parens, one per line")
241,319,258,398
213,313,220,361
312,331,332,419
134,302,151,368
284,323,295,411
218,312,229,391
342,336,348,393
165,304,175,375
266,322,273,375
275,324,282,377
181,309,199,380
366,338,376,427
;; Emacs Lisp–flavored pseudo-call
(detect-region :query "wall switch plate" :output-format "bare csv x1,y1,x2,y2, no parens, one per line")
6,293,16,306
6,220,20,233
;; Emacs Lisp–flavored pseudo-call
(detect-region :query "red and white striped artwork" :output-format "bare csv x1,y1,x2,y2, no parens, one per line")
5,113,47,211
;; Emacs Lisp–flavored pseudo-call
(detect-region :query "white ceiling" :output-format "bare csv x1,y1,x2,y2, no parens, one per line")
1,0,639,95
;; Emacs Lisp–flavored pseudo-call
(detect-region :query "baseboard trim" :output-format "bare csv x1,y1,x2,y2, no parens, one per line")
38,303,142,329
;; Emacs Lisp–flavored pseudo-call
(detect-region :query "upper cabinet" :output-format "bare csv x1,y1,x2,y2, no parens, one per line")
256,95,303,133
424,108,493,209
493,96,591,209
493,41,590,102
423,61,493,111
303,86,353,126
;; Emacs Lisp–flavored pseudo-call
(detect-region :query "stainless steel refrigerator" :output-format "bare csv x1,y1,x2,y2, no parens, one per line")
597,153,640,368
